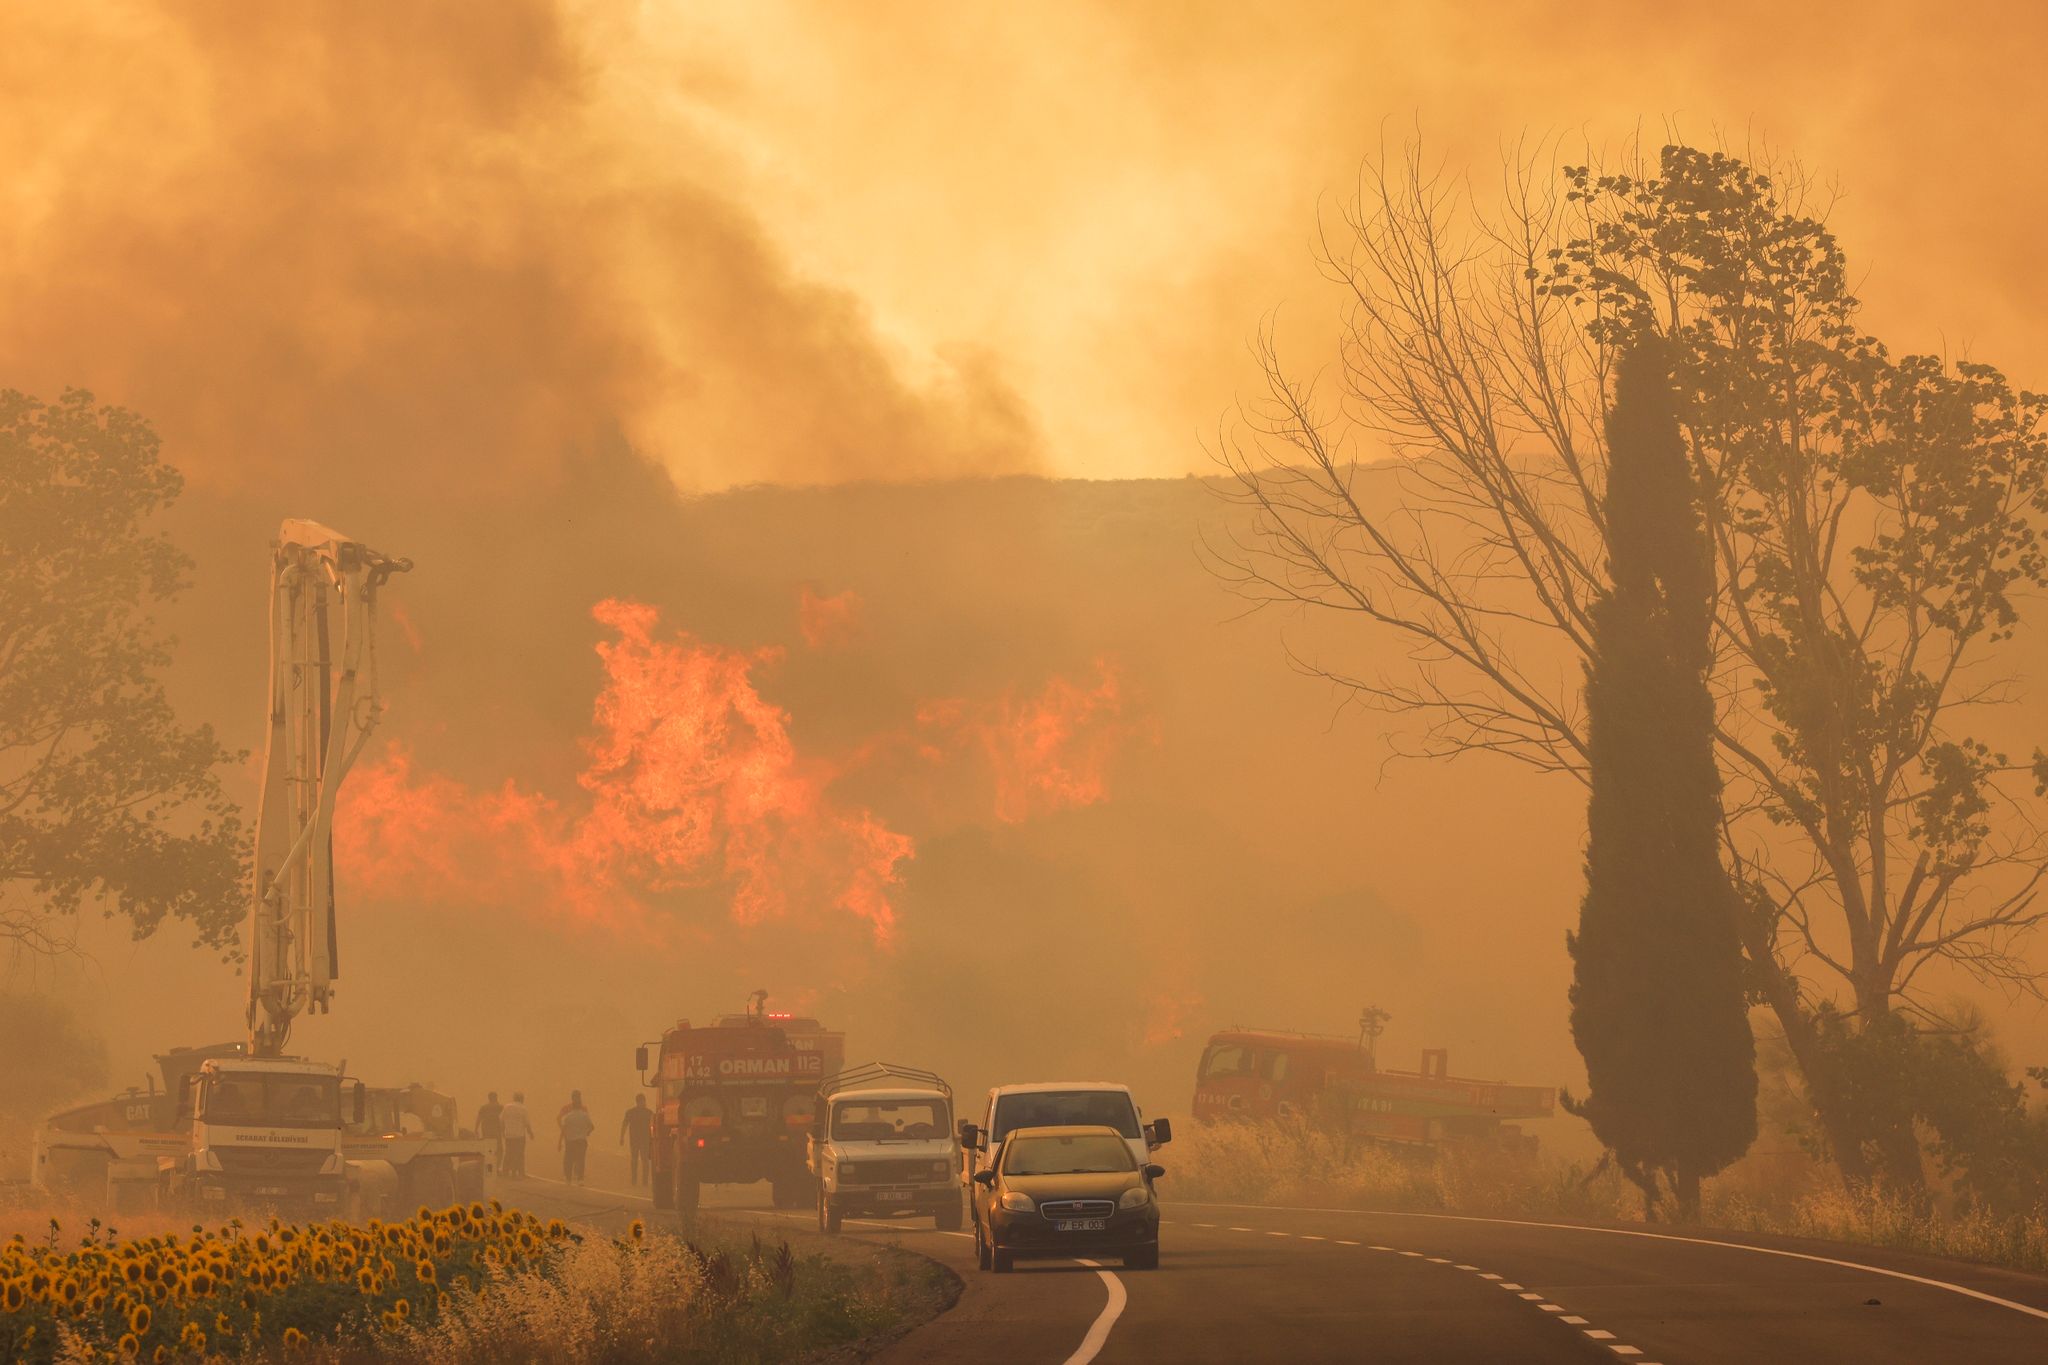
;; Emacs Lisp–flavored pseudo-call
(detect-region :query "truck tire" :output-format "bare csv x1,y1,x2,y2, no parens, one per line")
672,1160,699,1219
934,1197,963,1232
818,1188,842,1234
770,1173,810,1209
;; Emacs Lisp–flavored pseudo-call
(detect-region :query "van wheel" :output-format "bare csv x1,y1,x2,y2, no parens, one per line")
818,1189,842,1234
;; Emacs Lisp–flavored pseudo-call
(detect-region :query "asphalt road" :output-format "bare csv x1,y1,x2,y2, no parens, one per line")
505,1163,2048,1363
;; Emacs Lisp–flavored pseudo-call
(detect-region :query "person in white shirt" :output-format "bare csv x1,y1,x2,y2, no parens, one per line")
558,1090,596,1185
499,1093,534,1178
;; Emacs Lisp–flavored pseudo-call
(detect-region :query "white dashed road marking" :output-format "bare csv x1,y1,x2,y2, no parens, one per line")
1195,1215,1661,1360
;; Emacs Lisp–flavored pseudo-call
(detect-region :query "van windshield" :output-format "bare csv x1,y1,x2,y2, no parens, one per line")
992,1091,1139,1142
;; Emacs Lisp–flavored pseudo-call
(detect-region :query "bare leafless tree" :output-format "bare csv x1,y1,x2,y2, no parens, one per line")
1212,139,2048,1187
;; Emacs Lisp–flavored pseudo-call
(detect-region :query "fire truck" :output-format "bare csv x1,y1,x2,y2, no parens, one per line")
1192,1025,1555,1155
636,993,845,1216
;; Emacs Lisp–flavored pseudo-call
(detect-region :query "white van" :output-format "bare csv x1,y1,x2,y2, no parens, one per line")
959,1082,1171,1190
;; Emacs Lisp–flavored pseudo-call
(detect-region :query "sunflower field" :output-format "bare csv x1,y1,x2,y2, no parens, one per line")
0,1202,574,1363
0,1202,945,1364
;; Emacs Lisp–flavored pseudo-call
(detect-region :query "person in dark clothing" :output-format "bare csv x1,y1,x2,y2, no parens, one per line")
477,1092,505,1168
621,1094,654,1187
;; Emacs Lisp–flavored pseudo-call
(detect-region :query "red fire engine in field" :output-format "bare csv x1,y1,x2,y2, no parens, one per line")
636,993,845,1215
1193,1024,1555,1155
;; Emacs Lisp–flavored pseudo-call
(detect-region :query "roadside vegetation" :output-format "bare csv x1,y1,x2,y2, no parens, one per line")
0,1203,932,1364
1169,1119,2048,1275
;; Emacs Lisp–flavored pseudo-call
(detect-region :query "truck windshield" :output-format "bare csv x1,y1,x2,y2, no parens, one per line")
992,1091,1140,1141
1003,1133,1135,1175
203,1075,340,1128
832,1098,947,1140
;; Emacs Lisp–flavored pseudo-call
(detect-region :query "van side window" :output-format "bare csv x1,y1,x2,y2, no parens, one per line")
1261,1051,1290,1083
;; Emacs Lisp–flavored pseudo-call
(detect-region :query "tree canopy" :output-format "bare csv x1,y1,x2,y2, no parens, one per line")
0,389,245,954
1219,140,2048,1190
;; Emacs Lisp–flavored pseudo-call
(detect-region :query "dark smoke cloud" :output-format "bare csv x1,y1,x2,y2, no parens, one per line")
0,3,1038,497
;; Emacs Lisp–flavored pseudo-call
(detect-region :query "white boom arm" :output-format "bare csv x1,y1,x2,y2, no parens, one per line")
247,520,411,1057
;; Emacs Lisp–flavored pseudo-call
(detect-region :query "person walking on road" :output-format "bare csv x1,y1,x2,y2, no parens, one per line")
476,1091,505,1167
500,1092,534,1178
559,1090,595,1186
621,1094,653,1187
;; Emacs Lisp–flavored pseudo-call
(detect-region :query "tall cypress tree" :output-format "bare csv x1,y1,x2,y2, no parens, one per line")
1567,338,1757,1220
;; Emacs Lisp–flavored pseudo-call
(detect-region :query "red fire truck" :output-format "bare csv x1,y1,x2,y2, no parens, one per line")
1192,1027,1555,1155
635,995,845,1215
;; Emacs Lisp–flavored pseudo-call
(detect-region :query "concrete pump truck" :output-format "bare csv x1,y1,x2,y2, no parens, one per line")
35,522,487,1214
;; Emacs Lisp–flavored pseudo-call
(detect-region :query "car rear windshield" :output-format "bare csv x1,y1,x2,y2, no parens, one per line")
1003,1133,1135,1175
992,1091,1139,1141
832,1098,947,1140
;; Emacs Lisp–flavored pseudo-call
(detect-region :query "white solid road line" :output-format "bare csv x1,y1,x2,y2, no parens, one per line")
1177,1201,2048,1323
1063,1258,1129,1365
520,1179,1132,1363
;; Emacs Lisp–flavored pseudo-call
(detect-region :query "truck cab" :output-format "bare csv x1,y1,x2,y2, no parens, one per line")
169,1055,359,1215
808,1064,960,1233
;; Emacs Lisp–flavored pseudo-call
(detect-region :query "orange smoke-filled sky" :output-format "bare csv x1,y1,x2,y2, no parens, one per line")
4,1,2044,491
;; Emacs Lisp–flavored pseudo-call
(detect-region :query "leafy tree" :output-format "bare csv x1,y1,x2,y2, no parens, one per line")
1219,142,2048,1191
1567,339,1756,1219
0,389,244,953
1808,1008,2048,1214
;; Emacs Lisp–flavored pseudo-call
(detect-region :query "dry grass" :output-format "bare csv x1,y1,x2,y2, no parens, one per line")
1168,1119,2048,1274
1167,1118,1636,1221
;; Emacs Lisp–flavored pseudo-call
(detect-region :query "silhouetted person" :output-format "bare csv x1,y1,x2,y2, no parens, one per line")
559,1089,594,1186
500,1092,534,1178
621,1094,653,1187
476,1091,505,1167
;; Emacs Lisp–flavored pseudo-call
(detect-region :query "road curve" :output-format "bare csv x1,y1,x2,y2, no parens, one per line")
501,1171,2048,1363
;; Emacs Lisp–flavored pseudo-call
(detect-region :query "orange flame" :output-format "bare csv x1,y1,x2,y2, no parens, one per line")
335,599,912,940
917,659,1140,823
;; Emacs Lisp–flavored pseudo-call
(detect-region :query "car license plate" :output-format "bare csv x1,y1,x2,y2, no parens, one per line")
255,1186,286,1196
740,1097,768,1118
1055,1218,1106,1232
876,1190,912,1201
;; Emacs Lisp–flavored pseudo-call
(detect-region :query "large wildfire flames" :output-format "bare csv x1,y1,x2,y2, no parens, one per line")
335,598,1139,940
917,661,1144,824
